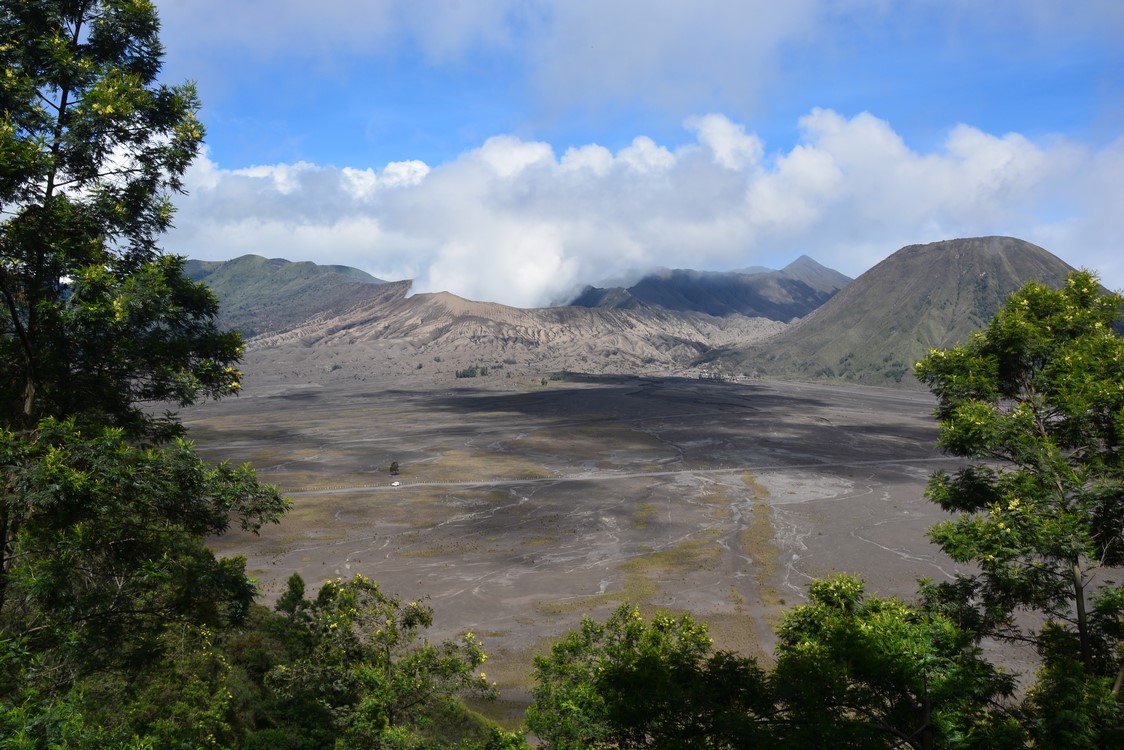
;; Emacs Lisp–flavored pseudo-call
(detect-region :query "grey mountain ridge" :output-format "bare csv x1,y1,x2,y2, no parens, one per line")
568,255,851,322
188,237,1081,388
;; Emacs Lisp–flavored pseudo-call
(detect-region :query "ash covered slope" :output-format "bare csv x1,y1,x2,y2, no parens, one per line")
709,236,1075,386
246,281,785,385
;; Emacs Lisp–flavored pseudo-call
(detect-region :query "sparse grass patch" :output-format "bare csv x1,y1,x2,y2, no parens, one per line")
701,485,733,517
422,449,554,482
272,472,372,492
620,533,724,575
448,488,514,508
535,591,621,615
461,697,528,733
632,502,658,528
397,542,481,558
534,574,661,615
472,640,555,716
703,611,770,663
519,422,670,466
739,497,787,630
741,471,769,500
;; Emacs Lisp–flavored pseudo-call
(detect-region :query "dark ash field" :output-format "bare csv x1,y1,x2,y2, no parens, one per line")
187,370,964,711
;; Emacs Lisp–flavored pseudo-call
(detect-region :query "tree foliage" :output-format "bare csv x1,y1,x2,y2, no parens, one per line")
915,271,1124,681
0,0,287,732
1,622,239,748
773,574,1020,750
233,574,512,750
914,270,1124,746
527,604,772,749
0,5,529,746
0,418,283,683
0,0,236,438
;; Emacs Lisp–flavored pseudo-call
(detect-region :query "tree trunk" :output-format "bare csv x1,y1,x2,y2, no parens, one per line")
0,499,9,614
1073,561,1093,671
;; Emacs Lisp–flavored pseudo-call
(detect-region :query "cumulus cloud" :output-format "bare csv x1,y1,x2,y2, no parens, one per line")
166,110,1124,306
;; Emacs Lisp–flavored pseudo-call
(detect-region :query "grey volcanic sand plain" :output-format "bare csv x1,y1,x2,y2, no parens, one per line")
188,369,965,712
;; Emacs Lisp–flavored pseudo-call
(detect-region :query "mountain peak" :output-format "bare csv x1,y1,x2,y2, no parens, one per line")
778,254,852,293
714,236,1074,385
782,254,821,271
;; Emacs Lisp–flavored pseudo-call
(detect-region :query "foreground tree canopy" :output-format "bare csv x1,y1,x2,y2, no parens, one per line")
527,604,773,749
915,271,1124,682
915,270,1124,748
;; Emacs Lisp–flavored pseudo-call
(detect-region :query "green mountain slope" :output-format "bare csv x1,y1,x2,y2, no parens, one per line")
185,255,387,337
708,236,1076,386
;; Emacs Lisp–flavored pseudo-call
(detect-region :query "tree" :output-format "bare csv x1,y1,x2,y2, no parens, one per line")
1,419,283,677
772,574,1021,750
915,270,1124,744
261,574,498,749
276,571,308,616
0,0,237,439
526,604,774,749
0,0,286,719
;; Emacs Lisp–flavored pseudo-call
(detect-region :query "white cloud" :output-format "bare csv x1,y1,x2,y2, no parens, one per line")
475,136,554,178
341,161,429,199
747,144,842,230
617,137,676,173
168,111,1124,306
561,144,614,175
687,114,765,171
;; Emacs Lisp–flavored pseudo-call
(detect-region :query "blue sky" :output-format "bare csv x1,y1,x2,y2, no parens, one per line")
153,0,1124,307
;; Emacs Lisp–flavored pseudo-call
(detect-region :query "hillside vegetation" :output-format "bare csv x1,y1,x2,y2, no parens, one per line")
185,255,387,337
706,236,1076,385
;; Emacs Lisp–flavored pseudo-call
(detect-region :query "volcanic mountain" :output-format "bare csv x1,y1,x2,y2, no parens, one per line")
189,238,1083,390
569,255,851,321
221,277,785,387
703,236,1076,386
185,255,387,338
